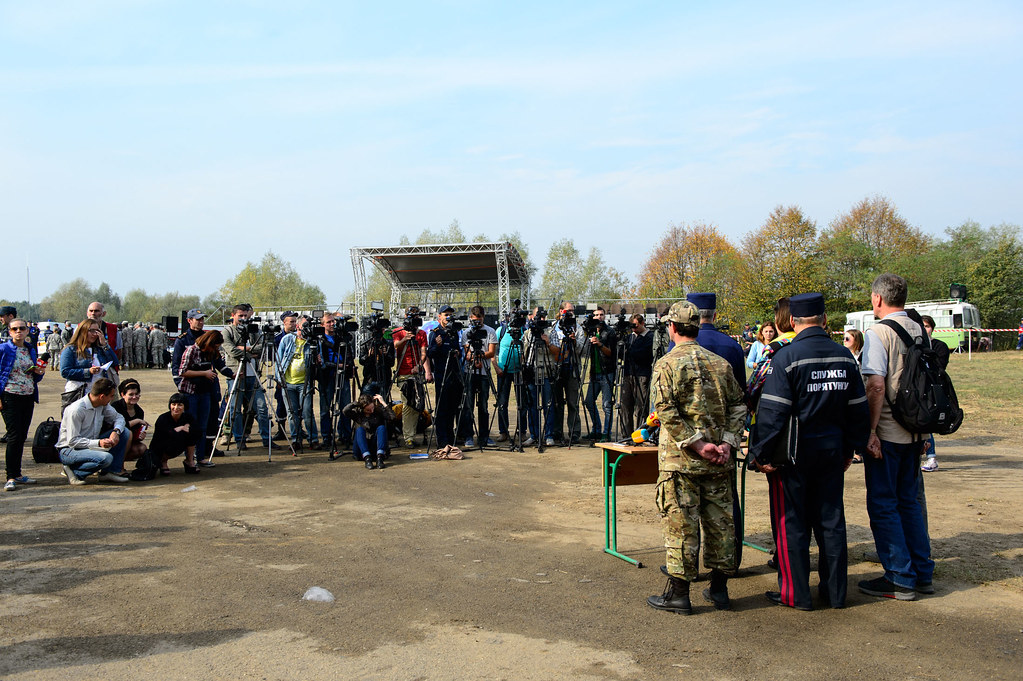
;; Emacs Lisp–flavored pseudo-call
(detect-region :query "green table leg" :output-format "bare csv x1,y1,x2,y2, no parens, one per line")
603,449,643,567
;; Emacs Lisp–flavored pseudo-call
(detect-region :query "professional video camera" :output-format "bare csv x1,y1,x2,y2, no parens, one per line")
240,316,261,338
557,309,576,334
402,308,424,333
531,306,550,334
304,310,327,340
361,312,391,334
613,309,631,335
581,311,604,336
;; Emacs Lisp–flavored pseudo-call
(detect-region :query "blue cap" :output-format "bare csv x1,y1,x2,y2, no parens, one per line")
685,292,716,310
439,305,455,314
789,293,825,317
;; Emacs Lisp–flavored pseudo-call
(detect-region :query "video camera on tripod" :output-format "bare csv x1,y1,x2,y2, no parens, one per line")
531,306,551,334
612,308,631,335
304,310,327,340
402,307,424,333
581,311,605,336
558,309,576,334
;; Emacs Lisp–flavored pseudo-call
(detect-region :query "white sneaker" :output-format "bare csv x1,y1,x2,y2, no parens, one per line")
63,465,87,486
521,437,536,446
544,437,555,447
921,458,938,472
3,480,15,491
97,472,129,483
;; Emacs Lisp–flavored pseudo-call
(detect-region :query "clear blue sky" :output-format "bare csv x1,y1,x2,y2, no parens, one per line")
2,1,1020,305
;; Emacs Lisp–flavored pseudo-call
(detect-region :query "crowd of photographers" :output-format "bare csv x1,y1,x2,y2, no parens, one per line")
2,298,686,482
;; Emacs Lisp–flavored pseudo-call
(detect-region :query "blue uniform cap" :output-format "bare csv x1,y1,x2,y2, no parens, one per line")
789,293,825,317
685,292,716,310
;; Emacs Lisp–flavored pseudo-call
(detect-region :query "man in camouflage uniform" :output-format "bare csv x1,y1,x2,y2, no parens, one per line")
133,323,149,368
149,324,168,369
647,301,747,615
120,322,135,369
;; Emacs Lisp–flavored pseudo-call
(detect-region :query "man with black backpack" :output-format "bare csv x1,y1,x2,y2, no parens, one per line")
859,273,941,601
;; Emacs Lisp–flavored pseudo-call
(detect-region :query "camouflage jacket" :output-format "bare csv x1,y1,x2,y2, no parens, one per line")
652,339,747,474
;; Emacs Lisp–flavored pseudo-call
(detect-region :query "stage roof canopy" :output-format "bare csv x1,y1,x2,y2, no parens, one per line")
350,242,531,316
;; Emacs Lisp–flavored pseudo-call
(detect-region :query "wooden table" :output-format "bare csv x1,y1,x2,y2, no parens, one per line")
598,442,771,569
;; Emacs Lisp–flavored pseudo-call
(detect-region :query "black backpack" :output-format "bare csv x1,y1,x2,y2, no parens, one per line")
31,417,61,464
879,318,964,436
129,449,160,481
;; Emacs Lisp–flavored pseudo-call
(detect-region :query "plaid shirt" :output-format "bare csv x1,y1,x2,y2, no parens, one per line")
177,344,232,395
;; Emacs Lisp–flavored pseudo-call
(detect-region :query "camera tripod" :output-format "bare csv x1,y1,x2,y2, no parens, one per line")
453,328,497,453
326,330,360,461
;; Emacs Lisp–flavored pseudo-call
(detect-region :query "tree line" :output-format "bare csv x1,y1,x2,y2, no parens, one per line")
7,197,1020,333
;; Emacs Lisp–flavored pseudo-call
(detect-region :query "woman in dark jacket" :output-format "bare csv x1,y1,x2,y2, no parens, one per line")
342,392,395,469
0,319,45,491
148,393,201,474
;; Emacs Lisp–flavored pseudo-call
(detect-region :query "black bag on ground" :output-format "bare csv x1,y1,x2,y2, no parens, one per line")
31,417,62,464
879,318,964,436
129,448,160,481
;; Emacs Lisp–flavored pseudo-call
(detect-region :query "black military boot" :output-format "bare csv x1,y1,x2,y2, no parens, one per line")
647,576,692,615
702,569,731,610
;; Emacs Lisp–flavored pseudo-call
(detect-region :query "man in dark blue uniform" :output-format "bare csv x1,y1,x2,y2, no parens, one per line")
687,292,748,566
686,293,747,392
749,293,869,610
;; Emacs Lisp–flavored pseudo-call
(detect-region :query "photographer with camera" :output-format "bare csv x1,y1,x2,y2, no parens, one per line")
496,307,536,445
319,313,360,451
620,313,654,434
581,307,616,441
549,302,586,445
360,312,395,397
277,316,321,450
393,306,432,448
222,304,272,449
426,306,463,449
521,306,558,446
457,305,498,448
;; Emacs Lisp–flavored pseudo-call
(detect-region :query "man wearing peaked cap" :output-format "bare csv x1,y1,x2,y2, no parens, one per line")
686,293,746,392
686,291,748,566
749,292,870,610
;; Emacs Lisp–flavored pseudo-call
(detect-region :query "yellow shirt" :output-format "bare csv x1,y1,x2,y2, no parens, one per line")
284,338,307,385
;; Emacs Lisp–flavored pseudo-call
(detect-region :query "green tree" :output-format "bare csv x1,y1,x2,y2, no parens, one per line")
636,222,738,299
37,278,96,322
736,205,823,322
537,239,631,304
217,251,325,309
966,234,1023,333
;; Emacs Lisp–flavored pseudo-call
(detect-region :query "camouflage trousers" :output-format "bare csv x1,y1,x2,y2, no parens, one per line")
655,470,736,582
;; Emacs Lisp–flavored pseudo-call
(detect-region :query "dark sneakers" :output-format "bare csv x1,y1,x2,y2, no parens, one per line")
915,582,935,595
858,576,917,601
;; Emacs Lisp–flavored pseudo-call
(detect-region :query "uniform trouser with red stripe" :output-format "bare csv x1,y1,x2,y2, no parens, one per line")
767,448,848,609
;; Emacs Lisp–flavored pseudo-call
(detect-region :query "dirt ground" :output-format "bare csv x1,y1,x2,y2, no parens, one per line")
1,368,1020,680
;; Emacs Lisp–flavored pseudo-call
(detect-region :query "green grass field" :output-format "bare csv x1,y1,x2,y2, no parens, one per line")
948,350,1023,431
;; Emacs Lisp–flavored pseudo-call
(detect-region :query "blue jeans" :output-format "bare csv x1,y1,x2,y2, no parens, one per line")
184,392,212,462
864,440,934,588
60,427,129,477
584,373,614,435
226,375,270,443
285,382,318,444
353,424,388,460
